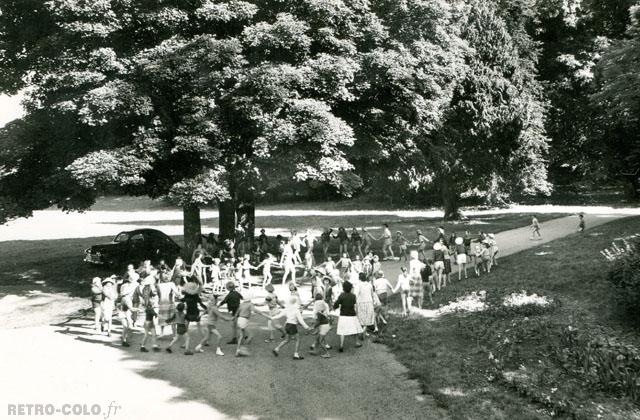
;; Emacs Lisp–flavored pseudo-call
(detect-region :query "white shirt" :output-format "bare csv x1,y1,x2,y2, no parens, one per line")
284,305,309,328
394,274,411,292
373,277,393,295
409,258,425,278
354,281,374,303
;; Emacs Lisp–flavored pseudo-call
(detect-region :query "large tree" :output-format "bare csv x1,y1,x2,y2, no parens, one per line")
0,0,385,256
591,5,640,198
351,0,551,218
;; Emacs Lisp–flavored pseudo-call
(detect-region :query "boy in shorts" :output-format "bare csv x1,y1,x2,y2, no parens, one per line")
166,303,189,354
195,295,233,355
272,296,310,360
219,281,243,344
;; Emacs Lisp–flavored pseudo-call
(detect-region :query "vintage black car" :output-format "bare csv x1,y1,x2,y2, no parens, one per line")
84,229,181,268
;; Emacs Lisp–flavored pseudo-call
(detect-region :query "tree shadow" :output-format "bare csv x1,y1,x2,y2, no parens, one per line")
50,311,427,420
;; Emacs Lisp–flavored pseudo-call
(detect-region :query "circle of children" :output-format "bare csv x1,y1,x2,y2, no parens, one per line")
89,225,499,360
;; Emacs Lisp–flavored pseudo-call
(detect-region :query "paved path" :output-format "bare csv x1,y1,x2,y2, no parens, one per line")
0,212,628,420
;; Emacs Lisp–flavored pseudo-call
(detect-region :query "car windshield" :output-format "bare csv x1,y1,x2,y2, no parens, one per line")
113,232,130,243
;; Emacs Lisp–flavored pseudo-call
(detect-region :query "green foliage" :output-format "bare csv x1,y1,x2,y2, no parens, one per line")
606,237,640,323
558,326,640,403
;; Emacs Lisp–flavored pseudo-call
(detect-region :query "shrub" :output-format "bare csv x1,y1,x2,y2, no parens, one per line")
605,238,640,323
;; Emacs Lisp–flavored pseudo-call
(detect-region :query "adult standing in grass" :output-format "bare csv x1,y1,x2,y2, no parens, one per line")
379,224,395,260
408,251,426,310
530,216,542,240
354,272,376,337
334,280,364,352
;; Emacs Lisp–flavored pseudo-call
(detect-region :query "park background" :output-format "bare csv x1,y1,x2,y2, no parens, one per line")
2,1,640,419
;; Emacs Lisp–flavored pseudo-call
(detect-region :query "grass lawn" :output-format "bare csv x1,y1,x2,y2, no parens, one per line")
382,217,640,419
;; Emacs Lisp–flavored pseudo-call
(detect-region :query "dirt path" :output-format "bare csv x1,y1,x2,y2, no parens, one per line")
0,213,627,420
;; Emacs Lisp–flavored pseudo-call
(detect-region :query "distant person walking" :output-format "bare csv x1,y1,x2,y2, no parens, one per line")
530,216,542,240
578,214,585,233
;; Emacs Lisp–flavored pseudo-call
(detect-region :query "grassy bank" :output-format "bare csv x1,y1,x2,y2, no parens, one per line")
383,217,640,419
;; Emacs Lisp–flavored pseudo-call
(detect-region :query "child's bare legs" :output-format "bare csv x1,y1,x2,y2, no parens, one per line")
293,334,301,357
400,293,408,316
274,335,291,354
167,334,182,351
339,335,345,350
94,306,102,331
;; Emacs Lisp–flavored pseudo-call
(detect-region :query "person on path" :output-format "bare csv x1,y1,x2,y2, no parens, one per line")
101,276,117,337
140,306,160,353
219,281,243,345
333,280,364,352
393,267,411,316
373,271,394,324
196,294,233,355
420,262,434,305
354,272,376,337
181,281,207,355
378,224,394,260
90,277,103,332
118,274,136,347
272,296,311,360
578,214,585,233
234,291,270,357
263,283,286,343
165,303,188,354
442,241,452,288
408,250,426,310
432,243,445,291
530,216,542,240
290,230,303,265
280,240,297,285
309,293,332,358
254,253,277,287
157,271,180,338
454,237,468,281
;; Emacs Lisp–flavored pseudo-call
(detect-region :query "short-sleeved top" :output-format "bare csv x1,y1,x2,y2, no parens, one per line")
237,301,253,319
354,281,374,303
434,249,445,262
455,244,467,255
321,231,331,243
351,231,362,242
337,230,348,242
334,292,357,316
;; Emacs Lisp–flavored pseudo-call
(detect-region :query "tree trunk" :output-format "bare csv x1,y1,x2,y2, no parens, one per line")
623,175,640,201
441,179,461,221
218,200,236,240
183,204,202,260
236,189,256,250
